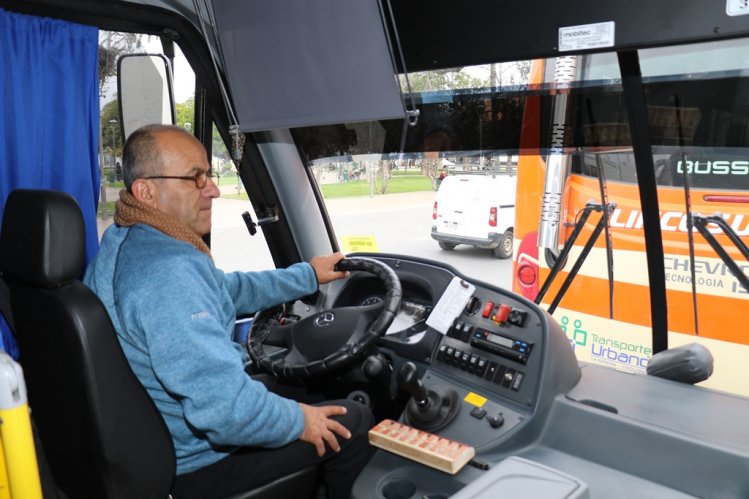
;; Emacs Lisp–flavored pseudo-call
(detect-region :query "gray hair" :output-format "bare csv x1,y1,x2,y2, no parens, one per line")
122,124,190,190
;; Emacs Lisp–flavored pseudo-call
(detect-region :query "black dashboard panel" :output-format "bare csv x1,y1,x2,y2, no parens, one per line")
330,254,579,415
431,283,545,410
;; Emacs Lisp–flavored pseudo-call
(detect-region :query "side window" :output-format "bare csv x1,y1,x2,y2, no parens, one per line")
207,126,275,272
97,32,273,272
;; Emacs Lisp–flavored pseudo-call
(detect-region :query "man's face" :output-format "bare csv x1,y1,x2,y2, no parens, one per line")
149,130,220,236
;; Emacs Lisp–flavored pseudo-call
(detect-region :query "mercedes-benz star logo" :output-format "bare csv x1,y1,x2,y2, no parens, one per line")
314,312,335,327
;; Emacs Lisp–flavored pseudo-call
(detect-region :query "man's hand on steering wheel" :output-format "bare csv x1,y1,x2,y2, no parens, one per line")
310,252,350,284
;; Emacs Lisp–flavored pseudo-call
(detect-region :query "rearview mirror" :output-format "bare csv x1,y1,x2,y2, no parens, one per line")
117,54,176,141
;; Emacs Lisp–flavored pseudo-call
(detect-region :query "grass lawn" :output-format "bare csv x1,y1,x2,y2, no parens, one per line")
97,201,116,217
221,173,433,200
321,175,433,199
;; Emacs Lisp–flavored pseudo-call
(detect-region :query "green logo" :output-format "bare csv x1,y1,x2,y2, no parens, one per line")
561,316,587,346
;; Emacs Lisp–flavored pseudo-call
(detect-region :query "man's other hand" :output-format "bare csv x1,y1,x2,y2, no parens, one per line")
310,252,349,284
299,403,352,457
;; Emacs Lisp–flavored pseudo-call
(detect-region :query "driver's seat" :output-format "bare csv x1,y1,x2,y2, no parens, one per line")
0,189,319,499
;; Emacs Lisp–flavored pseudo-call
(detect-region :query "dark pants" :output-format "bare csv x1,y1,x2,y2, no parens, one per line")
171,376,375,499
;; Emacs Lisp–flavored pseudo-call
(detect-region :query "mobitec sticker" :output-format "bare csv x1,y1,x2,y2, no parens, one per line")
558,313,652,374
559,21,615,52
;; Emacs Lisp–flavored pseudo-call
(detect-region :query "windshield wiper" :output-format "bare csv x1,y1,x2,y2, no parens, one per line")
693,214,749,294
585,98,616,320
675,98,701,336
535,201,616,315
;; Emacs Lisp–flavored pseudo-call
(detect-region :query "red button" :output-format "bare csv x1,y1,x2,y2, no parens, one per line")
482,302,495,318
493,304,512,323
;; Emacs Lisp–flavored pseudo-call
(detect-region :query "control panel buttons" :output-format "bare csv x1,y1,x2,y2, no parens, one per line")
437,344,448,361
501,368,516,388
481,301,495,318
476,357,488,377
435,340,526,396
464,295,481,315
470,406,487,420
460,322,472,342
448,321,463,339
492,304,512,323
511,372,525,391
508,309,528,327
488,413,505,428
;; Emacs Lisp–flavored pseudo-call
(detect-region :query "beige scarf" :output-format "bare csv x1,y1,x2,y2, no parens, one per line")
114,189,211,257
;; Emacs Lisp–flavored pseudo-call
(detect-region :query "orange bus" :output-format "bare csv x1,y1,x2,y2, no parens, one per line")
513,41,749,396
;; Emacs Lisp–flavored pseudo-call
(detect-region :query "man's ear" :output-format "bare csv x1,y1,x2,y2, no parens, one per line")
130,179,158,208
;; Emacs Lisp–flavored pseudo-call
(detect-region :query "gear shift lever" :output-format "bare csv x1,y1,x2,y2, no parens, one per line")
397,361,429,406
397,362,460,432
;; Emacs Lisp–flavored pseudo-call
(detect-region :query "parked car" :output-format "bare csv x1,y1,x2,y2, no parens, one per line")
431,173,517,258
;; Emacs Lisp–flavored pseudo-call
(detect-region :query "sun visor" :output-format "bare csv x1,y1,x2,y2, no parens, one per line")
211,0,406,132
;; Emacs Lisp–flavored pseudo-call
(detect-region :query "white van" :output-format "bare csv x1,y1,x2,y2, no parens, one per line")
431,173,517,258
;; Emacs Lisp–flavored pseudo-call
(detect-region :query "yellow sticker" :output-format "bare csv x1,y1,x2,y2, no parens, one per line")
464,392,487,408
340,235,380,254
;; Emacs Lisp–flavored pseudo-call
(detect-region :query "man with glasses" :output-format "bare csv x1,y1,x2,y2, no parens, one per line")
84,124,374,499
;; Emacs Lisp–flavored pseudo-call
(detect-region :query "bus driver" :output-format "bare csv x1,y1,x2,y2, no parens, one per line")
84,124,374,499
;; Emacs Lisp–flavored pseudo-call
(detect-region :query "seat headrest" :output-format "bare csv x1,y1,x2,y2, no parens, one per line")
0,189,85,288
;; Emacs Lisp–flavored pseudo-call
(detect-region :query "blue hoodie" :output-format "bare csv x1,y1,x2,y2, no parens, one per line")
84,223,318,474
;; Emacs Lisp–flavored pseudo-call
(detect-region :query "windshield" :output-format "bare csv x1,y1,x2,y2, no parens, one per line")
294,36,749,397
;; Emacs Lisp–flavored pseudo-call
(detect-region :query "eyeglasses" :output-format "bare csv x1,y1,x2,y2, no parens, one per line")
143,170,219,189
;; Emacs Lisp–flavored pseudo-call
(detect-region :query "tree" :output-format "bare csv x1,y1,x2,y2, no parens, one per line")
175,97,195,129
100,99,122,158
98,32,141,100
400,69,483,93
97,32,141,216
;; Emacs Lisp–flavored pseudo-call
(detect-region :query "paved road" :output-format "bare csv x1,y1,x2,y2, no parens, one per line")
99,188,514,290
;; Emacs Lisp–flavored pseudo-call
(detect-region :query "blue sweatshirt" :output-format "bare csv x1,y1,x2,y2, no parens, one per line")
84,224,318,474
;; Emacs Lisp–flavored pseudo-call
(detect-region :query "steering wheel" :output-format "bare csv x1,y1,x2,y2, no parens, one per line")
247,257,402,378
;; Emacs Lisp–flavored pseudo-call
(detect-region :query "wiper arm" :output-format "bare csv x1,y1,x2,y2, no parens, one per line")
693,214,749,293
535,201,616,315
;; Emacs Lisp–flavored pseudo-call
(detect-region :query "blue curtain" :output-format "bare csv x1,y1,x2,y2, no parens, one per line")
0,9,100,357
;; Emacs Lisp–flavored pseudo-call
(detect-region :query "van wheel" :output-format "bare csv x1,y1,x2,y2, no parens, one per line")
492,230,513,259
439,242,457,251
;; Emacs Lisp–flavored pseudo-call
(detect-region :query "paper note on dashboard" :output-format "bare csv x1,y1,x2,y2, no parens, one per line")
426,277,475,335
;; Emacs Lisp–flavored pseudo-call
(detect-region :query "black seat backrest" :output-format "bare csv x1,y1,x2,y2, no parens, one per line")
0,189,175,499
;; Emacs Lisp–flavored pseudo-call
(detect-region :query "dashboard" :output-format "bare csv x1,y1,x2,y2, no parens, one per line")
329,254,576,413
323,254,580,469
333,255,749,499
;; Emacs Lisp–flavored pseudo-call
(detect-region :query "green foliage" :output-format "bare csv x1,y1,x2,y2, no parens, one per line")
402,69,484,93
174,100,231,168
101,100,122,156
175,97,195,129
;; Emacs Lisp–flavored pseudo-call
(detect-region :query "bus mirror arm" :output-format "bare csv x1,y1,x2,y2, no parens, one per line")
241,209,280,237
536,202,616,314
693,214,749,294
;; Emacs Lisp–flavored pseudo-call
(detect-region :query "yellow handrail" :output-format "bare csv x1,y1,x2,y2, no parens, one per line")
0,353,42,499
